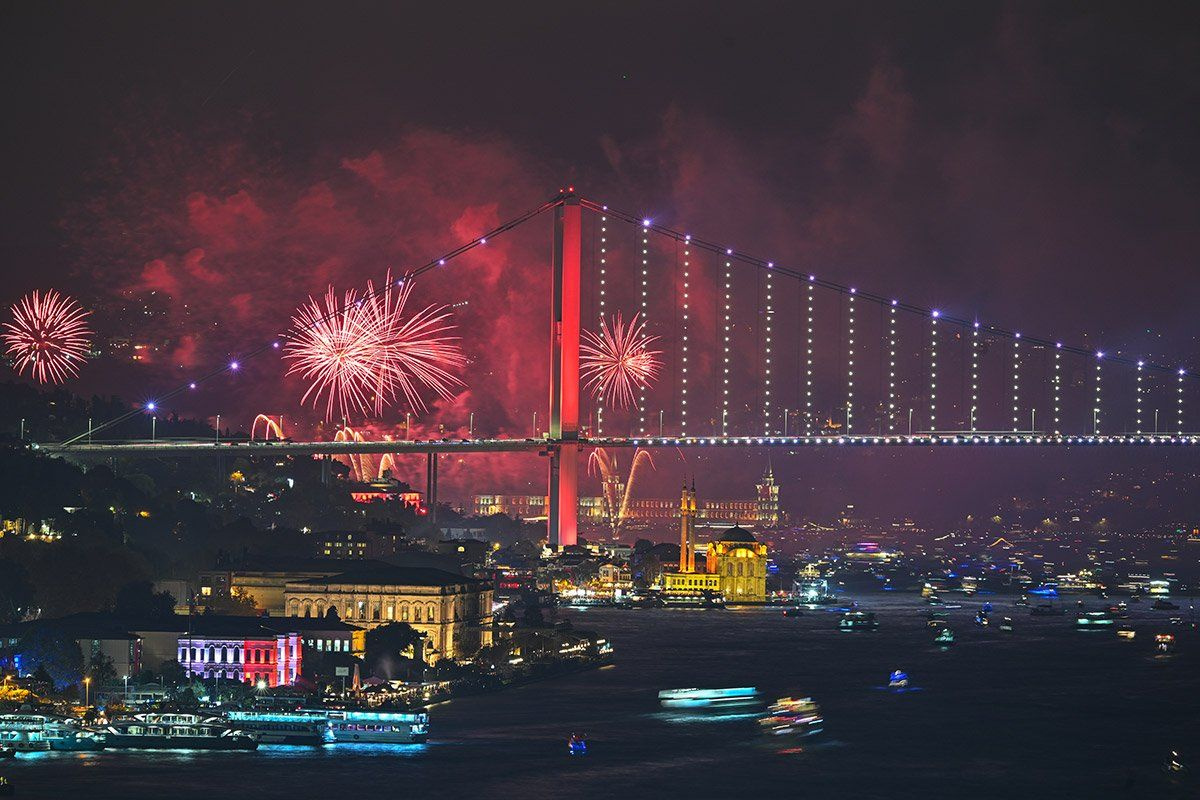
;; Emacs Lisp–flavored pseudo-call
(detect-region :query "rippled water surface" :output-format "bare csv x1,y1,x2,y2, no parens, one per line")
7,596,1198,799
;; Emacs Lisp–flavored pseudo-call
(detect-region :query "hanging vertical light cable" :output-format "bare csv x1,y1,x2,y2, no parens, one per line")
1012,334,1021,432
1053,343,1063,435
639,220,650,435
888,300,898,434
1136,360,1145,433
722,251,732,436
1094,352,1104,434
970,321,980,432
680,235,690,436
806,277,815,435
929,310,939,432
1178,369,1186,433
846,289,856,433
763,264,773,434
596,215,607,436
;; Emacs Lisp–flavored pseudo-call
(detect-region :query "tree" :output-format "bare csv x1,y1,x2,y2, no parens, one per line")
16,628,84,689
112,580,176,618
86,651,117,686
364,622,424,680
203,589,257,615
0,559,35,624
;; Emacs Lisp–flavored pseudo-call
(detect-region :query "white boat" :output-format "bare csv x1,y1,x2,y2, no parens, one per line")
0,715,52,752
658,687,760,709
225,711,328,745
324,710,428,743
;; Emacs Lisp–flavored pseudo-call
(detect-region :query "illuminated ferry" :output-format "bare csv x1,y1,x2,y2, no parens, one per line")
0,715,98,751
757,697,823,738
838,611,879,631
225,711,328,746
658,687,760,709
104,713,257,751
324,710,429,743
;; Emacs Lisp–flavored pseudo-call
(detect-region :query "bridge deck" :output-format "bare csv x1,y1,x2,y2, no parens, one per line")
33,432,1200,456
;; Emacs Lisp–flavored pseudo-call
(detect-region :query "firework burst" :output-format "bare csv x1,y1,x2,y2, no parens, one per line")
581,311,661,409
2,289,93,384
283,272,466,421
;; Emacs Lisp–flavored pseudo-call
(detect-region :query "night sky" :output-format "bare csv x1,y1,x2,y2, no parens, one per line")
3,2,1199,519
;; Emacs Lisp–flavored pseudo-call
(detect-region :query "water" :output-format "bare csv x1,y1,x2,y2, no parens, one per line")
7,596,1197,799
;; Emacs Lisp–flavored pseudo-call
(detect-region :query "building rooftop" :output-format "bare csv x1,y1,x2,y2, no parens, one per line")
719,525,758,543
0,611,361,641
290,565,489,588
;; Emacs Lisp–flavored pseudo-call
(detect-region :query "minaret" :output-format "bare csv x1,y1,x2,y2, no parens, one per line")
679,480,696,573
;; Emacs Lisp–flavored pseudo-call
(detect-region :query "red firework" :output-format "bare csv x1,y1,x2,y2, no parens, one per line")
2,289,93,384
283,272,466,421
581,311,662,409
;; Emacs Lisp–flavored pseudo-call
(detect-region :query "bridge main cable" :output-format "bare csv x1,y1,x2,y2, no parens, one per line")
57,193,569,448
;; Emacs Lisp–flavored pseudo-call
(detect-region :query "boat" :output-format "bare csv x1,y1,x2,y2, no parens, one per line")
658,687,760,709
225,711,328,745
104,713,258,751
1076,610,1117,629
782,607,804,617
934,628,956,646
981,601,994,613
757,697,823,738
0,775,13,797
839,611,879,631
0,715,105,752
999,617,1014,631
0,746,13,759
1116,625,1136,640
324,710,428,744
973,612,990,627
1015,594,1030,606
888,670,909,689
660,591,726,609
1152,599,1180,611
1155,634,1176,653
567,733,587,755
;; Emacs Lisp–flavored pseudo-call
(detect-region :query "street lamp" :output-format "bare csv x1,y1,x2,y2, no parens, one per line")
83,676,91,709
123,674,129,697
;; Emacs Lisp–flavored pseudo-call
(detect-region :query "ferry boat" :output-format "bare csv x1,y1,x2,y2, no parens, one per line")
0,715,50,753
0,715,103,752
225,711,328,746
660,592,726,609
1076,610,1117,629
838,611,879,631
757,697,822,738
658,687,760,710
104,713,258,750
325,710,428,743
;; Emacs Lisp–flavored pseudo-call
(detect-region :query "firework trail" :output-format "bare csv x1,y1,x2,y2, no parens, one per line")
587,446,656,536
2,289,93,384
580,311,661,409
283,272,466,421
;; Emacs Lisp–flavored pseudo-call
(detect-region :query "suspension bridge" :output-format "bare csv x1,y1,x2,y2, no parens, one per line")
35,189,1200,548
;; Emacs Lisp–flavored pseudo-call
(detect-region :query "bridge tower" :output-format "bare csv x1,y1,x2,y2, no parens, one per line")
548,191,581,548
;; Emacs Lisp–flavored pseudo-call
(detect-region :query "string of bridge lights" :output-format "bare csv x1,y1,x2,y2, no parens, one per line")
679,235,691,435
639,220,650,435
763,264,773,435
888,300,898,433
582,198,1196,440
1011,334,1021,432
928,310,938,432
596,214,608,436
846,289,856,433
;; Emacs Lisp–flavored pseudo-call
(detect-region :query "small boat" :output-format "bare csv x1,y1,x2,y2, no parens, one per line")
782,608,804,617
0,775,13,797
1152,599,1180,611
658,687,760,709
1116,625,1136,640
1015,594,1030,606
934,628,956,646
981,601,994,613
999,617,1014,631
973,612,990,627
0,746,13,759
1076,611,1117,629
888,670,909,689
567,733,587,756
1155,634,1176,653
839,611,879,631
757,697,823,738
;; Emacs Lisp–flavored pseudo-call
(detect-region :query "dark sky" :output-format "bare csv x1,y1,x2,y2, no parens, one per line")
2,2,1199,519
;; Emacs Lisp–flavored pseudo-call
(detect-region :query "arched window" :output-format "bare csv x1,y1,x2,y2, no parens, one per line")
288,599,299,616
220,646,228,663
413,606,422,623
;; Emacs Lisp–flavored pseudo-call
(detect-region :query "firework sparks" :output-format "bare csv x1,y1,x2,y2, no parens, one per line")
283,272,466,421
581,312,661,409
2,289,93,384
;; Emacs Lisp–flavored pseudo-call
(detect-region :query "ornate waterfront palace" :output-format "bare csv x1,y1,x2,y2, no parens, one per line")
661,483,769,603
283,566,493,662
